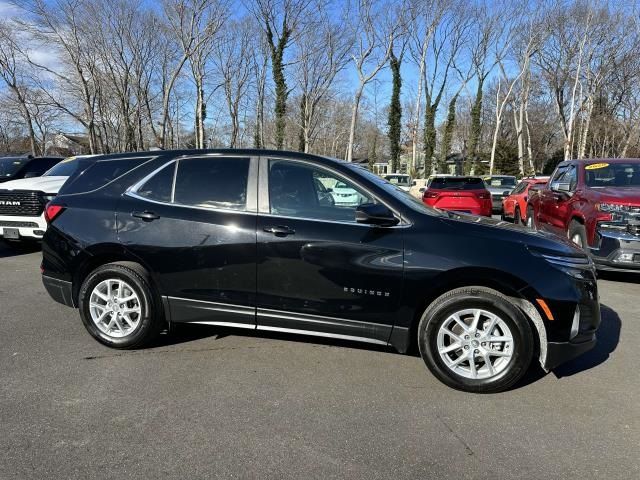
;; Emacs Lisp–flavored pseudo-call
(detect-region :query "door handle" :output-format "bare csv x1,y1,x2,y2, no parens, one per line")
132,211,160,221
263,225,295,236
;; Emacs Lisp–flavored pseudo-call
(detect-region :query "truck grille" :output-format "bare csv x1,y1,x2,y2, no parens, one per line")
0,191,44,216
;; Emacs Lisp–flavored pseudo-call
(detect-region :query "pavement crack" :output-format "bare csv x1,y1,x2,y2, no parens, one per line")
437,416,474,456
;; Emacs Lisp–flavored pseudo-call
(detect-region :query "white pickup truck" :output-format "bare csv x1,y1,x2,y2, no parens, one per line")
0,156,91,245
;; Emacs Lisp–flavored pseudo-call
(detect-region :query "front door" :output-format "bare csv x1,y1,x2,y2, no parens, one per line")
117,154,258,328
255,157,404,344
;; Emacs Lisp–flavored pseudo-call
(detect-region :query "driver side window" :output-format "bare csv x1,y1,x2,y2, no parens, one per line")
268,160,374,222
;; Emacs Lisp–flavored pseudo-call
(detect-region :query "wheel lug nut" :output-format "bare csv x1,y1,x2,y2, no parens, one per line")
474,349,479,353
464,335,469,340
464,345,469,350
481,342,486,346
475,333,480,338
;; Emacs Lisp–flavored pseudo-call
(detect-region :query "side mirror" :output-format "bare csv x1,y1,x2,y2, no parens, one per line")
355,203,399,227
325,187,333,193
412,180,416,186
503,190,511,196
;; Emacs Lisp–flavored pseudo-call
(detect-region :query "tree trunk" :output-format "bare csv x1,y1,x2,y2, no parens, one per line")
467,80,484,174
346,86,364,162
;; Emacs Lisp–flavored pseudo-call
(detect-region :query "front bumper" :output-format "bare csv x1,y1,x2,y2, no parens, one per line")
0,213,47,240
589,227,640,272
545,336,596,370
42,275,75,307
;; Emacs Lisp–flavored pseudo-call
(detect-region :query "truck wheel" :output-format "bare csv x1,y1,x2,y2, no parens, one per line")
568,220,588,251
418,287,533,393
526,206,536,230
78,263,163,348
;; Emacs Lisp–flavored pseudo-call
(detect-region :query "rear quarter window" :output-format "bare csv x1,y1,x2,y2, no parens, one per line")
59,157,151,195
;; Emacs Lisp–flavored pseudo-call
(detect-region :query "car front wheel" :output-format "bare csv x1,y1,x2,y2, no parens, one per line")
418,287,534,393
78,263,163,348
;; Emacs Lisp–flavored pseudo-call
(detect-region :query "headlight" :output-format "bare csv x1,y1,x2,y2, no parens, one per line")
596,203,633,213
528,248,594,279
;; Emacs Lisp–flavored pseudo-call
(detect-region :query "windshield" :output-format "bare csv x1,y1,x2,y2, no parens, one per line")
484,176,516,187
585,162,640,187
44,157,82,177
384,175,411,186
429,177,486,190
0,157,28,178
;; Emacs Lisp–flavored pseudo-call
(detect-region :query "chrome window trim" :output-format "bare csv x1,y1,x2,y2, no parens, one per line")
259,156,409,226
126,154,257,215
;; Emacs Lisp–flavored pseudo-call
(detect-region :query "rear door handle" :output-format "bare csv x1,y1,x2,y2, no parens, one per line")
263,225,295,236
132,211,160,221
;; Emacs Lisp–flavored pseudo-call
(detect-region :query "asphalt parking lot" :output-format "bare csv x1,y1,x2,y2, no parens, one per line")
0,242,638,480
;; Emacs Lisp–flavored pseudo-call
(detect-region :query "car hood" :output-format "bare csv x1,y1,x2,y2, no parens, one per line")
440,212,585,256
590,186,640,206
0,176,68,193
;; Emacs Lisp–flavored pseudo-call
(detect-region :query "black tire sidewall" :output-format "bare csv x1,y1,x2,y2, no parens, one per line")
78,265,156,348
419,291,533,393
514,207,521,225
568,220,588,251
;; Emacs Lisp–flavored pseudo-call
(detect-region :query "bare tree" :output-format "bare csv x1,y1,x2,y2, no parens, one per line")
346,0,403,162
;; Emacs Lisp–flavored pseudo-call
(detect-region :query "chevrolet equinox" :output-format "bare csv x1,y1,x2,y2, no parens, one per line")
41,150,601,393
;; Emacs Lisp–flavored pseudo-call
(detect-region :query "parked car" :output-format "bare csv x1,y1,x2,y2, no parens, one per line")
0,155,96,244
331,180,369,206
527,158,640,272
41,149,600,393
422,176,492,216
409,178,429,199
483,175,518,213
502,177,549,224
383,173,412,191
0,155,63,183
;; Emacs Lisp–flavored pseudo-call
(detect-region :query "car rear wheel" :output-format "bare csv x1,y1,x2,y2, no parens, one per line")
418,287,533,393
526,206,536,230
78,263,163,348
568,220,588,251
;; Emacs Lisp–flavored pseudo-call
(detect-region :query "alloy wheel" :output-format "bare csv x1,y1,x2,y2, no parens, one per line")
436,308,514,380
89,279,142,338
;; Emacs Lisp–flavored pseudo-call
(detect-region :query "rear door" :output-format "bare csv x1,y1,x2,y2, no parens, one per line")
118,154,258,328
255,156,404,345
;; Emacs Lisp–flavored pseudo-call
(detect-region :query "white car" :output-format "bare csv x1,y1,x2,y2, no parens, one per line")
0,156,90,244
331,181,368,206
383,174,413,191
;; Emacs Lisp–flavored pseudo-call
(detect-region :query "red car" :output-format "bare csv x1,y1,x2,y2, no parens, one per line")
502,177,549,224
422,176,492,216
527,158,640,272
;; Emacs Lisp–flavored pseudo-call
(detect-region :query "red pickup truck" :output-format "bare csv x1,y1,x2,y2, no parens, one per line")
527,158,640,272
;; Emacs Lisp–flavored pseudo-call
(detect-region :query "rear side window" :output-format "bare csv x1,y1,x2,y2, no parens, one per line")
61,158,149,194
511,181,528,195
173,157,250,210
428,177,486,190
137,163,175,203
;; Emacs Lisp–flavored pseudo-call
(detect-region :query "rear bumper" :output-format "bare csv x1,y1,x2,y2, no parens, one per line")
589,228,640,272
544,336,596,370
42,275,75,307
0,214,47,240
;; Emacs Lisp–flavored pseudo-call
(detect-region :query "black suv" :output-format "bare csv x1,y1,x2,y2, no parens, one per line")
0,155,64,182
42,150,601,393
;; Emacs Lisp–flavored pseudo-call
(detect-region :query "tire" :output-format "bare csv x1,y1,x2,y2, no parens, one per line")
418,286,534,393
526,206,536,230
513,207,521,225
78,263,163,348
568,220,588,251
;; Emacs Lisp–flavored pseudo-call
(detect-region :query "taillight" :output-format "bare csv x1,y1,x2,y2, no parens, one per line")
44,203,65,223
477,191,491,200
423,191,439,199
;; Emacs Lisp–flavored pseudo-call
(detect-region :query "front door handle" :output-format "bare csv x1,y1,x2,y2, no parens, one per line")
263,225,295,236
132,211,160,221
